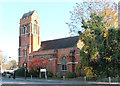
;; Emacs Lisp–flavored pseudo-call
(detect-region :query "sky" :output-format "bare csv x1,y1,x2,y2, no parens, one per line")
0,0,79,62
0,0,119,62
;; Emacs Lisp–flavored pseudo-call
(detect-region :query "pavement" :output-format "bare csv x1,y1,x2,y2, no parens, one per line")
1,77,120,85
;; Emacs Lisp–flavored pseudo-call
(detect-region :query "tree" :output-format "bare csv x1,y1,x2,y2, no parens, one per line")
104,28,120,77
2,54,8,70
67,0,118,36
10,60,17,68
29,58,48,77
2,60,18,70
79,13,120,78
67,0,119,78
79,13,104,78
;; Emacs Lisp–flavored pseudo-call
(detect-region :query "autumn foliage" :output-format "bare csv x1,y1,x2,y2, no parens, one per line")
67,0,118,36
67,0,120,78
29,58,48,72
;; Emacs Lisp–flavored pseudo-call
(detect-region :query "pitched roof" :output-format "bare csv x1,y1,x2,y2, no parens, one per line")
38,36,79,51
21,10,34,19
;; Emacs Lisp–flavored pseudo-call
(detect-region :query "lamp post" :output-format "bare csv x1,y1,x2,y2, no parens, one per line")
24,26,27,80
9,57,11,69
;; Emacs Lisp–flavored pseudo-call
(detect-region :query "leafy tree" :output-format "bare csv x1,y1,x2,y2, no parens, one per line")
104,29,120,77
79,13,120,78
79,13,104,78
2,59,17,70
67,0,119,78
10,60,17,68
29,58,48,77
67,0,118,36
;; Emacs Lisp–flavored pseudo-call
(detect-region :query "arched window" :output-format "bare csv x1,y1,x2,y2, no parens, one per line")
61,56,67,71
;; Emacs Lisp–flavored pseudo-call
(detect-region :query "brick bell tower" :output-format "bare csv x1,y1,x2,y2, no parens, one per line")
18,10,41,68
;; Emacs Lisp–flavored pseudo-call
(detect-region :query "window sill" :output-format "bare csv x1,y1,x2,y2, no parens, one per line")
61,70,67,72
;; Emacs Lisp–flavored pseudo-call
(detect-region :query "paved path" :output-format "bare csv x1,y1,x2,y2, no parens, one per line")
0,77,2,86
1,77,120,86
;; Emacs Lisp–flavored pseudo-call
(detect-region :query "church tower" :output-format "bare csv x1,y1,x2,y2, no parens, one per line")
18,10,41,68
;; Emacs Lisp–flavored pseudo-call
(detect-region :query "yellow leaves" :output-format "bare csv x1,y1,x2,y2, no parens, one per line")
84,66,92,71
100,12,105,16
84,66,97,79
108,58,111,62
116,27,120,29
105,9,111,17
113,14,118,19
104,31,108,39
104,24,109,31
106,20,111,24
91,51,99,61
104,33,107,37
100,7,118,28
103,57,112,62
113,21,118,27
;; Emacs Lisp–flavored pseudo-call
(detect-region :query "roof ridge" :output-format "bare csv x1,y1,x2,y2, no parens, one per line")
21,10,35,19
37,36,79,51
41,36,79,42
24,10,34,14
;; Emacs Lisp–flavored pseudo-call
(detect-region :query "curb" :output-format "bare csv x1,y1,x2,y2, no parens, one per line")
14,78,120,84
2,77,120,85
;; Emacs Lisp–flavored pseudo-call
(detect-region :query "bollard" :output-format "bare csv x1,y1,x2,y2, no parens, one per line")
31,75,32,80
63,76,65,80
45,75,47,80
84,76,86,82
9,75,11,78
109,77,111,84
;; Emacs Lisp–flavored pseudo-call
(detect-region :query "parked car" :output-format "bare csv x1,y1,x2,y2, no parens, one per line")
2,72,6,76
2,69,15,78
2,72,13,78
6,73,11,78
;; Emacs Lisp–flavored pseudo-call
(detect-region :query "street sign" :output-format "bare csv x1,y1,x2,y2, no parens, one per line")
40,69,47,79
40,69,46,72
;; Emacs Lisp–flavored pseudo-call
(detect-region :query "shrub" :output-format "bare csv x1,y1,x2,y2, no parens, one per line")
16,67,25,77
29,68,39,77
47,71,53,77
56,72,61,78
66,72,77,78
84,66,97,79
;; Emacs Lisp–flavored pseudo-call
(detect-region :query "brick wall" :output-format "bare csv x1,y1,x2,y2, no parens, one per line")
31,47,80,76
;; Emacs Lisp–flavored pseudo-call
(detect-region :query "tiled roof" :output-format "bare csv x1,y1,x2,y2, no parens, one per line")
39,36,79,51
21,10,34,19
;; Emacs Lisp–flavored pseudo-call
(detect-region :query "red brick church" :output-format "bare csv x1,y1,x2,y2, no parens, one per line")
18,10,83,76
